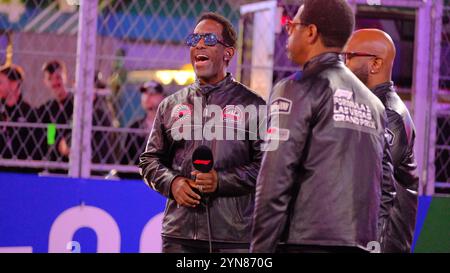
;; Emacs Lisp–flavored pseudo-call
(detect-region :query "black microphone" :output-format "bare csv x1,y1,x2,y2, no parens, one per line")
191,145,214,253
192,145,214,200
191,145,214,199
192,145,214,173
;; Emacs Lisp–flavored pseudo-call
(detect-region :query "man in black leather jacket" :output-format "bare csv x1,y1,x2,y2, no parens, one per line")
344,29,419,253
250,0,395,253
139,12,265,253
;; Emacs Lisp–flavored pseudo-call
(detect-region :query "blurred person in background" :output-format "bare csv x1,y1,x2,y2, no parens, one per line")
39,60,113,172
0,65,37,123
38,60,72,164
135,81,165,131
0,64,41,163
121,80,165,166
344,29,419,253
117,81,165,179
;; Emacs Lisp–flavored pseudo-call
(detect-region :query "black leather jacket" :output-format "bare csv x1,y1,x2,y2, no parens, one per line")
139,74,266,244
372,82,419,253
250,53,395,252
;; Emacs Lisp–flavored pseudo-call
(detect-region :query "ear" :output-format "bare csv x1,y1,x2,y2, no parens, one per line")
224,47,235,61
306,24,319,45
370,58,383,74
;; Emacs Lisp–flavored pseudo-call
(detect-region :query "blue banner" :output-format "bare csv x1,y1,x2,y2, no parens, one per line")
0,172,448,253
0,172,165,253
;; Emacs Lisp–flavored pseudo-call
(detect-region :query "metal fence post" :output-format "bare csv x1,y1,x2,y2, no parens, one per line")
69,0,98,178
425,0,444,195
412,0,434,195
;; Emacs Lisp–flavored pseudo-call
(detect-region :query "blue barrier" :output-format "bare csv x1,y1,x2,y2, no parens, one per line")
0,172,448,253
0,172,165,253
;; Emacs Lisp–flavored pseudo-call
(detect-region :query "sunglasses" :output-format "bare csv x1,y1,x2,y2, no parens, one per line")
185,33,229,47
341,52,378,62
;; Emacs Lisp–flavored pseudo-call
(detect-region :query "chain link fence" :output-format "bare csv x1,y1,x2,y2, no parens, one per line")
0,0,448,195
435,2,450,194
0,0,78,174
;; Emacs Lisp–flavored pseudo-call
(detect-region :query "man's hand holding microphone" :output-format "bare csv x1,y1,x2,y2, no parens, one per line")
171,145,217,208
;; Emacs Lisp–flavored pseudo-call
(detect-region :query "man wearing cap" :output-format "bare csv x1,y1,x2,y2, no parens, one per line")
0,65,40,161
0,65,36,123
121,81,165,167
136,81,165,131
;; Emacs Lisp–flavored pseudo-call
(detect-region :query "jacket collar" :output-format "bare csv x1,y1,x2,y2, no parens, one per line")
193,72,234,96
302,52,342,78
371,81,395,99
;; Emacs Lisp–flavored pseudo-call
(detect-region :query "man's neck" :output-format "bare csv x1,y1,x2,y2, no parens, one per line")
367,76,391,90
198,72,227,86
302,46,342,68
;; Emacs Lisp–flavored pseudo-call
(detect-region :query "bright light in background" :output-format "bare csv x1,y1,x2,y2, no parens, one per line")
175,64,196,85
129,64,196,86
58,0,78,12
156,71,173,85
366,0,381,5
174,71,191,85
65,0,81,6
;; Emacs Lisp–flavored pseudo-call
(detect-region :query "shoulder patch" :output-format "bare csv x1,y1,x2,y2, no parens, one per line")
270,97,292,116
385,128,395,146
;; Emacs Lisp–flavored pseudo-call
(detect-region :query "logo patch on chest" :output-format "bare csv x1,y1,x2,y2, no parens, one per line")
222,105,243,123
270,97,292,116
171,104,192,121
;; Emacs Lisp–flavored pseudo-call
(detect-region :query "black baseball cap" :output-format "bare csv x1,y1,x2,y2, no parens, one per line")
140,80,164,94
0,64,24,82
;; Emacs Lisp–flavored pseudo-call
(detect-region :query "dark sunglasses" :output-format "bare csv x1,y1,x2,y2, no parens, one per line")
185,33,229,47
341,52,378,62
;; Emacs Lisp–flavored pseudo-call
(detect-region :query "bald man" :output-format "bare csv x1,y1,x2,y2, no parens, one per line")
344,29,419,253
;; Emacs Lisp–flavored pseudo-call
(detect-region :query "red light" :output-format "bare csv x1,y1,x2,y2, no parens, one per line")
281,15,289,26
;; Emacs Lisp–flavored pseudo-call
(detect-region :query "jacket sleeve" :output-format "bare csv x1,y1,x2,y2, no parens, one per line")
381,184,418,252
377,111,397,247
385,109,408,167
139,103,180,198
380,110,419,253
215,137,263,197
251,84,313,253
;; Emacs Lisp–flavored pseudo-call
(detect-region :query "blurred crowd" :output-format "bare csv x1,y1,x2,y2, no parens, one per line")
0,61,165,176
